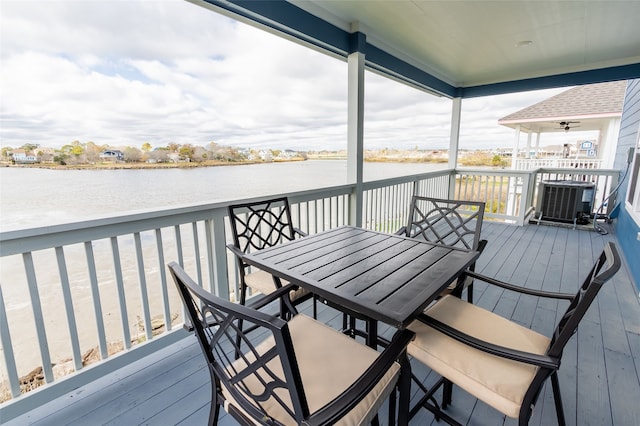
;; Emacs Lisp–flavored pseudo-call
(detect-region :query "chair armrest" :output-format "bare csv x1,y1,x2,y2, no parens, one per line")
394,226,407,236
477,239,488,254
294,227,308,238
226,243,245,259
305,329,415,426
418,313,560,370
464,270,574,300
246,282,299,312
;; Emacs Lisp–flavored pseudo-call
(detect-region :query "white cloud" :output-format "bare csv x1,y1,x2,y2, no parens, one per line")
0,0,596,151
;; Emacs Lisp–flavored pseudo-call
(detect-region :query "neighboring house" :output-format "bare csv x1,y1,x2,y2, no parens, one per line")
277,149,302,160
499,81,627,169
99,150,124,161
167,152,189,163
12,149,38,164
613,79,640,293
258,150,272,161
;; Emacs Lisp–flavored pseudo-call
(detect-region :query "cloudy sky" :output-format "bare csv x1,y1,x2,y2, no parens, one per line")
0,0,596,152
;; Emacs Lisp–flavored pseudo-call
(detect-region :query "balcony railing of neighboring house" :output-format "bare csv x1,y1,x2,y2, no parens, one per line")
515,158,604,170
0,166,620,420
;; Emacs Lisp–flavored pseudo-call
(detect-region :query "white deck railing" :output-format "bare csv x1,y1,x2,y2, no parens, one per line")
0,166,619,420
515,158,603,170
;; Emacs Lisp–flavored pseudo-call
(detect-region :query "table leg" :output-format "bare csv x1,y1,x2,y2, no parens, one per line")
397,352,411,426
366,319,378,348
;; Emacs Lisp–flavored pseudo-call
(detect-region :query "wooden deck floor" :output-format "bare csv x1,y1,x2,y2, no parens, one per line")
4,222,639,425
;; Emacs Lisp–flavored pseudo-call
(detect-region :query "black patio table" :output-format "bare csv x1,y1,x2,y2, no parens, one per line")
242,225,480,425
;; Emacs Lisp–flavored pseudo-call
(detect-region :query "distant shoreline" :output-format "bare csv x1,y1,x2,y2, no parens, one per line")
1,153,499,169
0,158,305,170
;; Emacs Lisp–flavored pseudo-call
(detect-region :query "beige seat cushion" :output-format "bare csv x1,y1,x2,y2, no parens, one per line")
222,314,400,425
408,295,551,418
245,269,309,301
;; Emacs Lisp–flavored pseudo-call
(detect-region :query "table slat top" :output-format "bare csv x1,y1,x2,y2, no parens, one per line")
244,226,480,328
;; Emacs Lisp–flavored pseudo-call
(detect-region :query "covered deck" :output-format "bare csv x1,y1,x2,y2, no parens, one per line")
6,221,639,425
1,2,639,423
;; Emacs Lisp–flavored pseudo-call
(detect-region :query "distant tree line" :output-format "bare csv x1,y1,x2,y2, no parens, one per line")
1,141,255,165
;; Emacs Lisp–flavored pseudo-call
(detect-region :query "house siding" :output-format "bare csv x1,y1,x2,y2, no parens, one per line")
613,79,640,292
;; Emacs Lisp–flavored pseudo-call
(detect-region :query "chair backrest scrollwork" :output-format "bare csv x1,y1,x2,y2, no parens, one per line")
228,197,298,254
403,196,485,252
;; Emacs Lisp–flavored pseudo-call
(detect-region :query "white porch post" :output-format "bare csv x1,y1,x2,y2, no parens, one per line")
347,29,366,227
601,118,621,168
511,125,521,169
448,97,462,198
507,124,522,222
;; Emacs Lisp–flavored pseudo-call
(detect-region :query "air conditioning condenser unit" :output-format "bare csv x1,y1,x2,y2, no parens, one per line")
536,180,595,226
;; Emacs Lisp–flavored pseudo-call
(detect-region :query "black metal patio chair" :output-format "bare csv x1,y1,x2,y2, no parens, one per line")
168,262,414,426
227,197,314,314
396,196,487,303
407,242,621,425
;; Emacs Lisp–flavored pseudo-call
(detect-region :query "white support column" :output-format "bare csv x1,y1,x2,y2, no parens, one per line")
511,125,521,169
347,29,365,227
448,98,462,198
525,132,532,158
507,125,522,221
534,132,541,158
601,118,621,168
448,98,462,169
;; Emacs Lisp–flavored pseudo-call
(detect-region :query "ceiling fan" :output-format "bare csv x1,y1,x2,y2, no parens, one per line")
558,121,580,131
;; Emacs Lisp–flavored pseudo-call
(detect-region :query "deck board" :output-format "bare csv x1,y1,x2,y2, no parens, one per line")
3,222,639,426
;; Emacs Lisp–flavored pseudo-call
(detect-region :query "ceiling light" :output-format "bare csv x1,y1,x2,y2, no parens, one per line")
516,40,533,48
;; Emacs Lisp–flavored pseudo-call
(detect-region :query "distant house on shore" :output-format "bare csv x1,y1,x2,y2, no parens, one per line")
168,152,190,163
12,149,38,164
100,150,124,161
277,149,299,160
258,150,273,161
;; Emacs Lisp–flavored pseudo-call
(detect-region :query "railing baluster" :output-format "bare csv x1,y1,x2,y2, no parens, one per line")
110,237,131,349
54,246,82,370
489,175,496,214
85,241,108,359
211,210,229,300
23,252,54,383
155,228,171,332
133,233,152,341
0,285,21,397
174,225,184,266
204,219,215,294
192,222,203,284
173,224,188,323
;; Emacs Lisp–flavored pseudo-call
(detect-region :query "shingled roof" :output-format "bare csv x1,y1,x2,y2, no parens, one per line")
499,81,627,125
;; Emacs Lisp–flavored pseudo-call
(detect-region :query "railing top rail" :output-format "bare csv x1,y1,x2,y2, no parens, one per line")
456,167,620,177
0,202,226,251
454,167,533,177
361,168,452,190
534,167,620,176
0,184,356,256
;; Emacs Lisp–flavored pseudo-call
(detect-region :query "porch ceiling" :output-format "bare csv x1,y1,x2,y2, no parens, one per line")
193,0,640,97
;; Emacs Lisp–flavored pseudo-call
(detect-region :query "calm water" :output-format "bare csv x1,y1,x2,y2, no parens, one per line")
0,160,444,231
